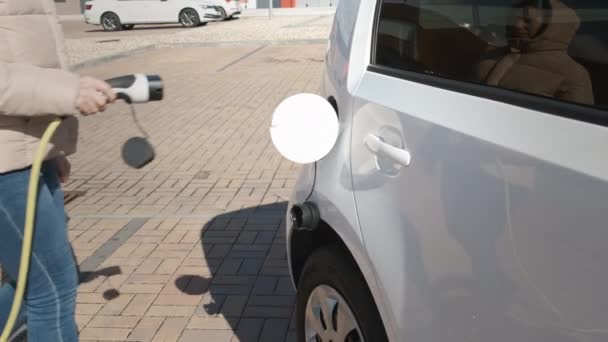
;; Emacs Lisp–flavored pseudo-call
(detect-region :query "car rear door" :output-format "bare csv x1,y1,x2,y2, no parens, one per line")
146,0,178,22
119,0,166,23
350,0,608,341
115,0,152,22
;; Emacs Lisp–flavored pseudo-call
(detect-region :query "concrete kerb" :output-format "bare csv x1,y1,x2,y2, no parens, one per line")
71,39,328,70
71,44,157,70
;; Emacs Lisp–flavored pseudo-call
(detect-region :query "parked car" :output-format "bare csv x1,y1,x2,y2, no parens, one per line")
205,0,244,20
272,0,608,341
84,0,222,31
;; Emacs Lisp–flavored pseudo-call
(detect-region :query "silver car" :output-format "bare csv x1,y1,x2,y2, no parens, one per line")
272,0,608,341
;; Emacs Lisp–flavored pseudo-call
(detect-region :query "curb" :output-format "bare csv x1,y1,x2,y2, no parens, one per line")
71,39,328,69
71,44,156,70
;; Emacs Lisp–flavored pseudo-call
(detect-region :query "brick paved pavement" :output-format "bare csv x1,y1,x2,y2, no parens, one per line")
63,44,325,341
64,15,333,67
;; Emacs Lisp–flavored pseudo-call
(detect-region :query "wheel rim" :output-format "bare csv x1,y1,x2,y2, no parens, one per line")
305,285,363,342
181,10,196,26
103,15,118,30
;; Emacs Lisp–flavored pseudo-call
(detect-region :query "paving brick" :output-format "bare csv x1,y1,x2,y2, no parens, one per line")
110,243,139,258
149,249,190,259
94,273,131,296
76,314,94,331
208,285,251,296
238,259,264,276
156,258,183,275
217,259,243,275
77,293,108,304
80,327,132,341
176,266,212,277
130,244,158,258
127,317,165,342
77,303,104,315
252,277,278,295
259,318,290,342
181,231,202,243
184,275,211,295
154,294,203,306
129,235,165,244
212,275,256,286
242,306,293,319
127,274,172,284
219,295,248,318
103,257,145,267
231,318,264,342
261,265,290,277
163,230,188,243
134,258,164,274
266,244,287,259
207,244,232,258
179,329,234,342
254,231,276,245
99,294,135,316
120,283,165,294
236,231,257,244
88,315,140,328
195,293,226,317
248,295,295,307
275,277,296,295
123,294,158,316
152,317,189,342
187,316,238,330
155,243,195,252
146,305,196,318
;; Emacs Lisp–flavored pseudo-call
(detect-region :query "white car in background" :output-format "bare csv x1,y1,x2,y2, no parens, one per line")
84,0,225,31
205,0,244,20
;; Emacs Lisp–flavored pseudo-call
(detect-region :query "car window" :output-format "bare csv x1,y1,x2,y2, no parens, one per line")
373,0,608,111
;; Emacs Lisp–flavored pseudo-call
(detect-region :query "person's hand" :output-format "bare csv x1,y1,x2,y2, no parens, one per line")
75,77,116,115
56,155,71,184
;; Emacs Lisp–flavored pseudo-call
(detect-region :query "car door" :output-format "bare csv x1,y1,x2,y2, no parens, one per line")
118,0,158,23
146,0,178,23
350,0,608,341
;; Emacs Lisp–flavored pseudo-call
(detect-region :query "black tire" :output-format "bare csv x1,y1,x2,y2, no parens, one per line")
179,8,200,27
297,245,388,342
217,7,227,21
101,12,122,31
122,24,135,30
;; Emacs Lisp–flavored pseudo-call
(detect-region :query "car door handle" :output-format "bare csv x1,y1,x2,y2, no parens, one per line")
364,134,411,167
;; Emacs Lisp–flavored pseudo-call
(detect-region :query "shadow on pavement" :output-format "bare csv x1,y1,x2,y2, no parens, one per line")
85,24,185,33
175,202,297,341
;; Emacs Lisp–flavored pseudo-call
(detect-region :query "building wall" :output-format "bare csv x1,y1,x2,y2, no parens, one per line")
54,0,83,15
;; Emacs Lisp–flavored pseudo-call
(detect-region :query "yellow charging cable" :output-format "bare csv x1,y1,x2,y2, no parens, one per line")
0,118,63,342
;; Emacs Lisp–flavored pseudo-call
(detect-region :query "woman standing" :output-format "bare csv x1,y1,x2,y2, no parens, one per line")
0,1,116,340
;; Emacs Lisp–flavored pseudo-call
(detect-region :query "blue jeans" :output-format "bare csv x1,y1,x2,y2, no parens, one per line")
0,160,78,341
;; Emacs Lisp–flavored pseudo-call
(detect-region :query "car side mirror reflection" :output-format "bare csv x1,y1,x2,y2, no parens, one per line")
270,93,339,164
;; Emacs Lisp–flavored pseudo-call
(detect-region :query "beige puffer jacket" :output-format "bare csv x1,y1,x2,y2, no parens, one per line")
474,0,593,105
0,0,80,174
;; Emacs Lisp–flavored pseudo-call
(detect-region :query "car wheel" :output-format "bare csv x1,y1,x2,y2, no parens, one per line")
297,246,388,342
122,24,135,30
101,12,122,31
179,8,200,27
217,7,227,21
